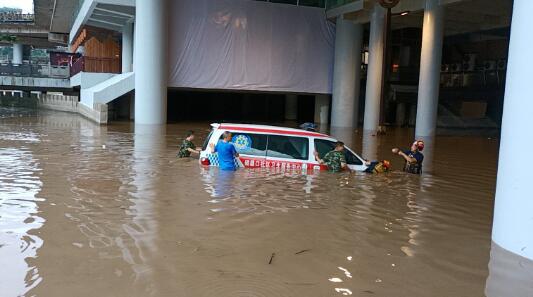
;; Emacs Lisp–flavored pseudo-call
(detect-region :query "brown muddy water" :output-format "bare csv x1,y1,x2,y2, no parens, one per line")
0,108,531,297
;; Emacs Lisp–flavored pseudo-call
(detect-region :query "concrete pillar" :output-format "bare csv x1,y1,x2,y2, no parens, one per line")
492,0,533,261
12,43,23,65
122,22,134,73
363,5,386,133
134,0,167,125
330,127,355,151
415,0,445,137
285,94,298,121
331,17,363,127
314,94,330,125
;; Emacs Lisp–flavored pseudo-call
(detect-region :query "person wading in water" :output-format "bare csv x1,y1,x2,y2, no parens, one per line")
209,131,240,171
177,130,201,158
314,141,349,172
392,140,424,174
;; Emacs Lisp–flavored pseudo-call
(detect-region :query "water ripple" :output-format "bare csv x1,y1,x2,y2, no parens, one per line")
0,147,44,296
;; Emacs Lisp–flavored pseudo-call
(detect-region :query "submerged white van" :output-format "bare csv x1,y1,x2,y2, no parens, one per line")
199,123,368,172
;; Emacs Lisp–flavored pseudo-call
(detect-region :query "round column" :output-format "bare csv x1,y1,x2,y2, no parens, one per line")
12,43,23,65
331,17,363,128
134,0,167,125
415,0,445,137
363,5,386,133
492,0,533,261
285,94,298,121
122,22,134,73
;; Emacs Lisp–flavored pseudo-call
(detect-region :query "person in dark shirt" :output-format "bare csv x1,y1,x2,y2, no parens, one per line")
177,130,201,158
392,140,424,174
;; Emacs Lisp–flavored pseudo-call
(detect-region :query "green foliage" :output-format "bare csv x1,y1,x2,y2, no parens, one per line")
0,35,17,43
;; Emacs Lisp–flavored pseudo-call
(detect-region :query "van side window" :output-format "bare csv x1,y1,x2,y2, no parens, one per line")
224,132,267,156
314,139,363,165
267,135,308,160
314,139,336,159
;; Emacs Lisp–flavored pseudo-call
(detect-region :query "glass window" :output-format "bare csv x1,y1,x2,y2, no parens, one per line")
224,132,268,157
267,135,309,160
314,139,336,158
344,149,363,165
314,139,363,165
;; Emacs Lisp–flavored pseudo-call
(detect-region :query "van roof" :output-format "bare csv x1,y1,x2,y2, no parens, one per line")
212,123,331,138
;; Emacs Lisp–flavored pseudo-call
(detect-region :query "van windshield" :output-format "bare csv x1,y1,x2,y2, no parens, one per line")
314,139,363,165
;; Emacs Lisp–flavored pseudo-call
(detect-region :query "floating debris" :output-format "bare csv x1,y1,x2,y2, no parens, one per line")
269,252,276,264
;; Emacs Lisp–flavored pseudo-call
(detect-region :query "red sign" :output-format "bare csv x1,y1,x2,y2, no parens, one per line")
239,157,323,171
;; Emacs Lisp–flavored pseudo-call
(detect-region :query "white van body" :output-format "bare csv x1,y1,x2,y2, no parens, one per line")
199,123,368,172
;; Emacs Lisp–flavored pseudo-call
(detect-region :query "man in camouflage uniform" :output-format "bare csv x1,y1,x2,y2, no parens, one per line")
177,130,201,158
314,141,348,172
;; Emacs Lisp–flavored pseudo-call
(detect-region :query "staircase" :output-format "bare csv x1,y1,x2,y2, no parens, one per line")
80,72,135,106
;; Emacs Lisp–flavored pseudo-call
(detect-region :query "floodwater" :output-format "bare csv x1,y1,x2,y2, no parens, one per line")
0,107,532,297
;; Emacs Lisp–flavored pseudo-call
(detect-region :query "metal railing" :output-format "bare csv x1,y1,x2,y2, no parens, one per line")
0,62,70,78
70,56,121,77
0,13,34,23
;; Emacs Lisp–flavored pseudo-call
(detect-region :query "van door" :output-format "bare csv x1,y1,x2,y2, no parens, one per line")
265,135,310,170
229,132,267,168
